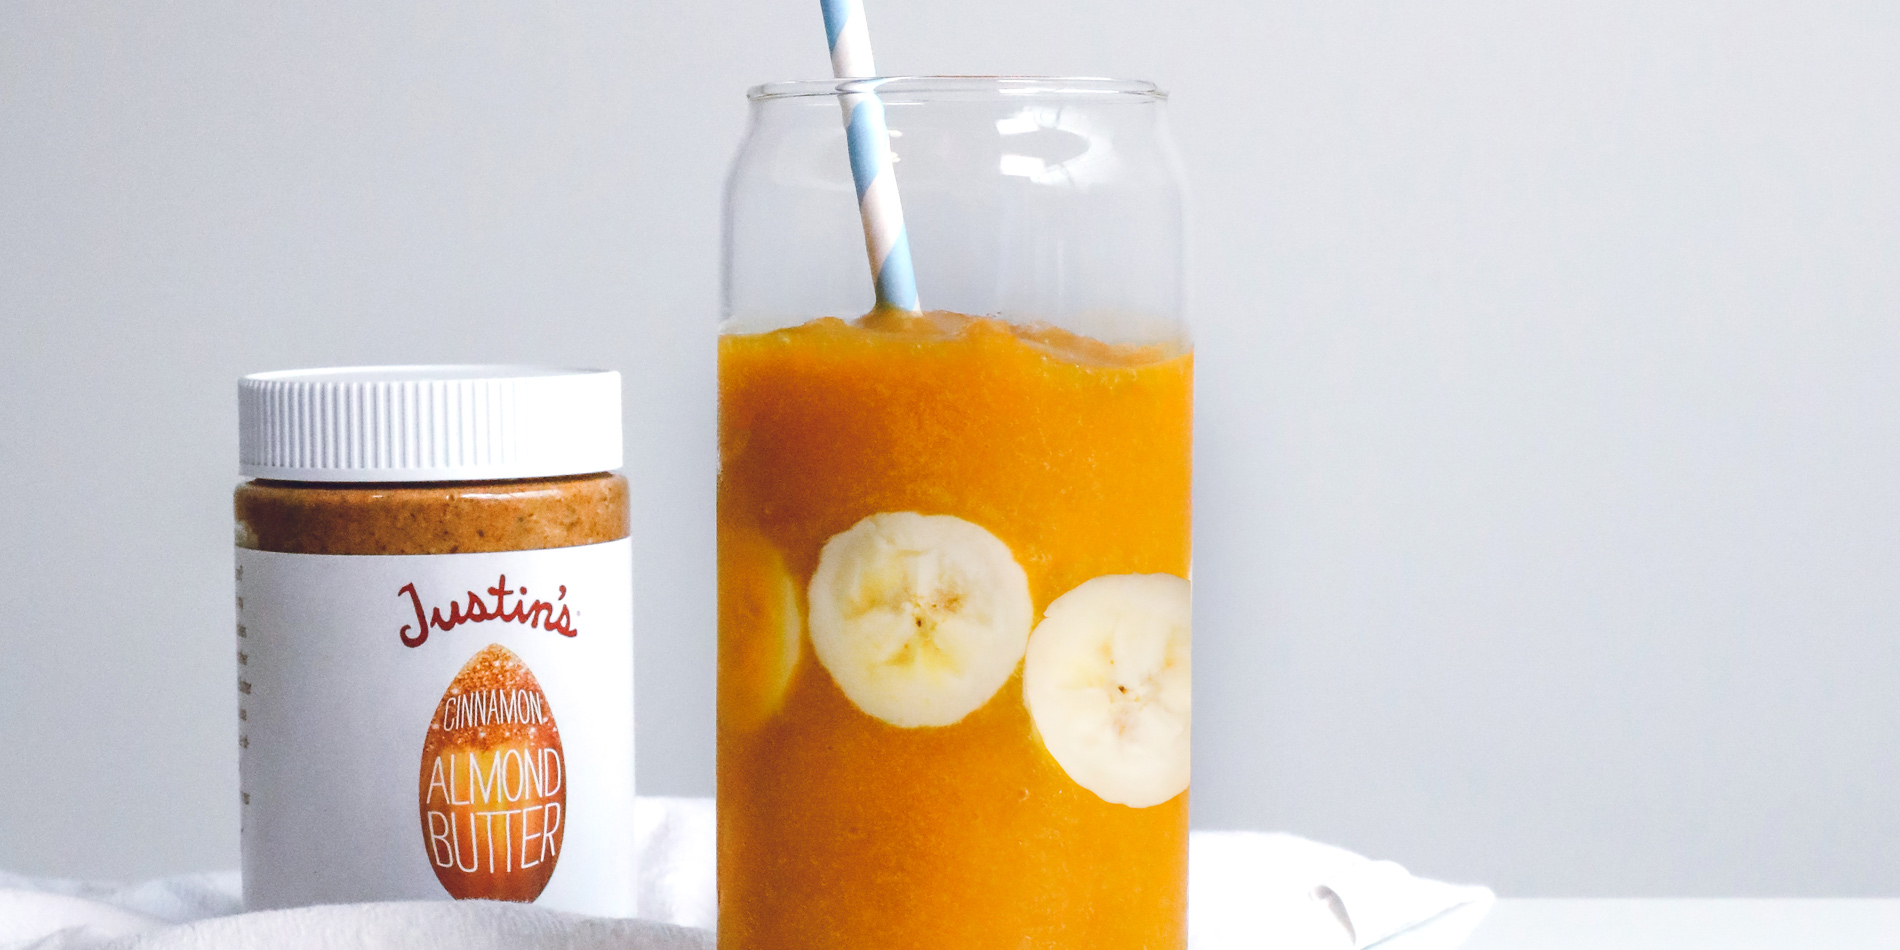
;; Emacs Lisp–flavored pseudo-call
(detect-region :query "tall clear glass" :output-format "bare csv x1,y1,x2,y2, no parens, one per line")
718,77,1191,950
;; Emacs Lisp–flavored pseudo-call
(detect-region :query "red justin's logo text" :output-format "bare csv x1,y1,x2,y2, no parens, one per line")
399,575,578,648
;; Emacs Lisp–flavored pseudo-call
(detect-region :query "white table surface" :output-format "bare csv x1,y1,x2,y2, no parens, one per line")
1461,899,1899,949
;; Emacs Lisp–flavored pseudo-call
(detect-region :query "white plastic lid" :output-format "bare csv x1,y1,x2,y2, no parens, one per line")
238,365,623,482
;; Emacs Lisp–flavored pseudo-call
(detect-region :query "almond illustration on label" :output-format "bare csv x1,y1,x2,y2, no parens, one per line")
419,643,566,901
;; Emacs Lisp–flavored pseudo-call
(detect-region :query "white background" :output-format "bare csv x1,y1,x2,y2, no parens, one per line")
2,0,1896,896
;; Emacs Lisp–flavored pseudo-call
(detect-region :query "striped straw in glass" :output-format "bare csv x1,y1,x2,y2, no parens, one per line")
819,0,920,312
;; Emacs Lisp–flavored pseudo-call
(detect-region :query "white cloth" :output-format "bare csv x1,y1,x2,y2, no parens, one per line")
0,797,1490,950
1190,831,1493,950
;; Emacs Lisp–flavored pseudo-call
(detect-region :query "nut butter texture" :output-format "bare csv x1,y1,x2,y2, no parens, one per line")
235,473,629,555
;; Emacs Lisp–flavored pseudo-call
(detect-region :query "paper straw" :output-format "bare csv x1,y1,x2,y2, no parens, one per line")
820,0,920,312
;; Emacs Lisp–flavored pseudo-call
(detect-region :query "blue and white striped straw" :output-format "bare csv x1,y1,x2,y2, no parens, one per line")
820,0,920,312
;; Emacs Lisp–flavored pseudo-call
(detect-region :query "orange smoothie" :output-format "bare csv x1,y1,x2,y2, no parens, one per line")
717,310,1192,950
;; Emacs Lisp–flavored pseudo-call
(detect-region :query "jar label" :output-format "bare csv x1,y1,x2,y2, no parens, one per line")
235,539,634,914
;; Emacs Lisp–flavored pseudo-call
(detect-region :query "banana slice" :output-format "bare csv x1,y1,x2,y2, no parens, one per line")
808,512,1033,728
718,524,803,732
1023,573,1191,807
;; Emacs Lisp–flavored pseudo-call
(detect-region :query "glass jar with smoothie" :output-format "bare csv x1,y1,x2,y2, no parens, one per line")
718,77,1190,950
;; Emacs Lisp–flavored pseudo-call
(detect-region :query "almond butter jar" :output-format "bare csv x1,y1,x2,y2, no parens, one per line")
234,366,635,914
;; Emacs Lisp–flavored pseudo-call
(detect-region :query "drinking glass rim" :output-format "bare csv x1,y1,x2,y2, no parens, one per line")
747,76,1166,102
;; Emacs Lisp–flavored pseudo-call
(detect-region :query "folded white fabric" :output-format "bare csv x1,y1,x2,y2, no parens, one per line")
0,797,1490,950
0,900,709,950
1189,831,1493,950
